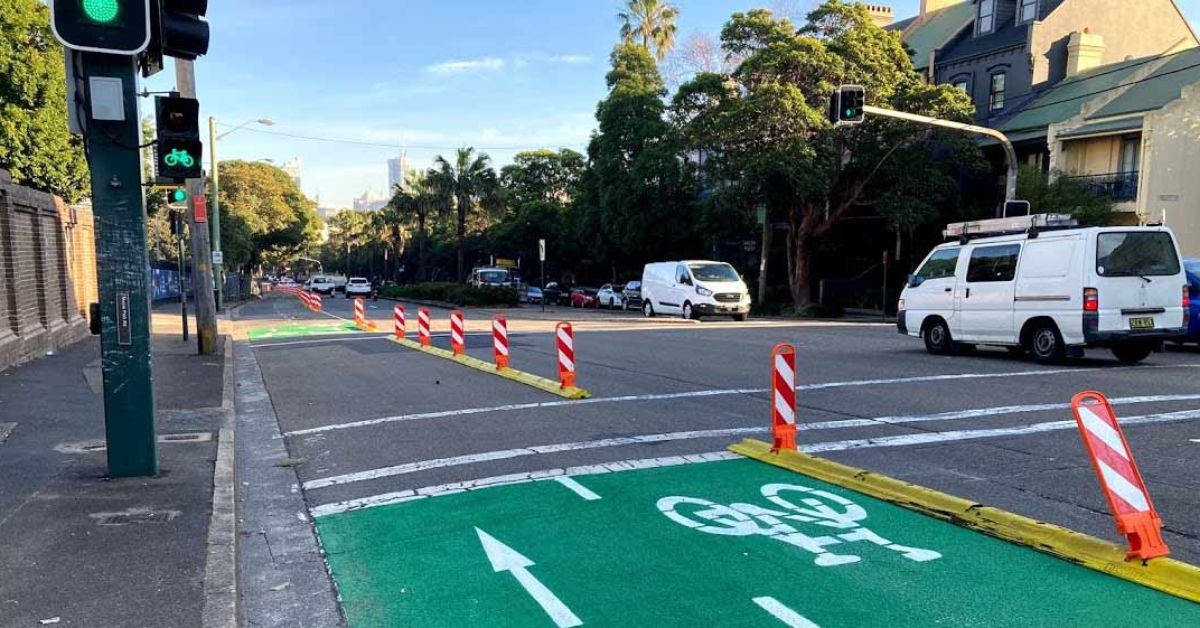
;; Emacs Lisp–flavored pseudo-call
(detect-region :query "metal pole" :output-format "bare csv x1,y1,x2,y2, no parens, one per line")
176,60,218,355
862,105,1018,208
79,51,157,477
177,215,188,342
209,115,224,310
881,250,889,322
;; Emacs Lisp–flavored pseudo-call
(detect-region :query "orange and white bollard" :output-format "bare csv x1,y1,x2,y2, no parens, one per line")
1071,391,1170,561
393,304,406,339
354,297,366,327
556,322,576,389
310,292,322,312
418,307,431,347
300,291,312,309
770,343,797,453
492,315,509,369
450,310,465,356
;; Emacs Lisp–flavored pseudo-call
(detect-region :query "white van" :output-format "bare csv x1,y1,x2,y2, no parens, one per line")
641,260,751,321
898,215,1189,364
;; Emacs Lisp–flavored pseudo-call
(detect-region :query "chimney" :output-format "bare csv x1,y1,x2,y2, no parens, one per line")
865,3,893,27
1066,30,1105,77
921,0,964,16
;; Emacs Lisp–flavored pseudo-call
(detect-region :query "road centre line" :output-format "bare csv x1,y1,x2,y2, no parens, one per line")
752,597,822,628
308,452,738,518
286,373,1200,437
302,408,1200,494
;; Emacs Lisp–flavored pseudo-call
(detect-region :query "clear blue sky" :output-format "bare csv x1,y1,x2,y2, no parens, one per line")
144,0,1200,208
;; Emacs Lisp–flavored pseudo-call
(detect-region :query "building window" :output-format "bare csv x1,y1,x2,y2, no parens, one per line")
1120,135,1141,174
952,79,969,93
1019,0,1038,23
989,72,1006,111
978,0,995,34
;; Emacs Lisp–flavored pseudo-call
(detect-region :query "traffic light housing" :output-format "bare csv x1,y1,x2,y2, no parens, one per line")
155,96,203,181
166,187,189,208
142,0,211,76
51,0,152,54
830,85,866,125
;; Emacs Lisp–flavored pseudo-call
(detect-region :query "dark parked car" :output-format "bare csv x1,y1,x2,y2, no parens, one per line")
569,287,598,308
543,282,563,306
621,280,643,311
1186,259,1199,343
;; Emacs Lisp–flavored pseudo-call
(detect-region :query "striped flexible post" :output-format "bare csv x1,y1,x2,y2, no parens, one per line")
354,298,366,327
393,304,406,339
556,322,575,389
492,315,509,369
770,343,797,453
310,292,322,312
450,310,465,356
418,307,431,347
1071,391,1170,560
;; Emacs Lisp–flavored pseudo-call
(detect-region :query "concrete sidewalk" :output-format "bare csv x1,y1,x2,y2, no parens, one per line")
0,316,233,628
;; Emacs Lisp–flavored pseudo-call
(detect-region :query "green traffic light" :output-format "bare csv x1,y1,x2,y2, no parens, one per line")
170,188,188,203
81,0,120,24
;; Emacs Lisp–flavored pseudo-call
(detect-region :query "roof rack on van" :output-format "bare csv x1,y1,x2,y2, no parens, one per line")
943,213,1078,242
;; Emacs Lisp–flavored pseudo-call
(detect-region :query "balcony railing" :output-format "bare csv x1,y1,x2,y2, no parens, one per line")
1065,172,1139,202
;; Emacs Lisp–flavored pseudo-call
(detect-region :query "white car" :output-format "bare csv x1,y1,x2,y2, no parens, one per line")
345,277,372,298
641,261,751,321
596,284,625,309
899,214,1189,364
305,276,336,295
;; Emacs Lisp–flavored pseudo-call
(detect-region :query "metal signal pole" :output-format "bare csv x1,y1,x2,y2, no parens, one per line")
175,60,218,354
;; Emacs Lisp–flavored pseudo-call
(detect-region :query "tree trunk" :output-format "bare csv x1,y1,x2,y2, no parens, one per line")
456,205,466,283
792,233,813,308
417,213,427,282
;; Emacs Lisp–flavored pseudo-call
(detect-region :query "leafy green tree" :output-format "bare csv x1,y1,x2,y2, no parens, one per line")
0,0,88,200
500,149,585,208
430,148,502,282
388,171,442,281
216,160,321,271
618,0,679,61
673,2,982,306
573,43,700,279
1017,165,1113,226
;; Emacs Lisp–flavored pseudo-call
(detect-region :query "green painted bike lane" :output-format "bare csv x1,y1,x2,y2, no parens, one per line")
315,459,1200,627
246,322,363,341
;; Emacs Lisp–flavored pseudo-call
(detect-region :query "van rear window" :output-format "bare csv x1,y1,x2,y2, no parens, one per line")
1097,232,1180,277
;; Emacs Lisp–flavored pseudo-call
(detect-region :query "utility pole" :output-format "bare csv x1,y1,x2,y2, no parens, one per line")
175,210,189,341
208,115,223,310
79,52,159,477
176,60,218,354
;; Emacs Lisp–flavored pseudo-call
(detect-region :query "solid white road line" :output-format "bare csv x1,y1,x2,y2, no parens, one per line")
753,597,822,628
308,452,737,517
286,388,1200,438
302,428,761,490
554,476,601,501
303,408,1200,495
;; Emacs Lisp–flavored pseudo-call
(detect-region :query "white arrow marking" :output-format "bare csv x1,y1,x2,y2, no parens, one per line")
752,597,821,627
475,528,582,627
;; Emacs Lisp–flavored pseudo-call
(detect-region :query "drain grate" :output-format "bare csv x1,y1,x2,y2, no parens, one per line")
159,432,212,443
0,423,14,444
55,432,212,454
91,509,180,526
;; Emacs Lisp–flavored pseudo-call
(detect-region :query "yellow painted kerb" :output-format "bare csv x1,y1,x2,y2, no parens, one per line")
387,336,590,399
729,437,1200,604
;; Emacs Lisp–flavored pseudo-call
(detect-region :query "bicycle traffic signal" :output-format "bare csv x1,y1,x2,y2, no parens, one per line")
51,0,152,54
155,96,203,181
829,85,866,125
142,0,212,77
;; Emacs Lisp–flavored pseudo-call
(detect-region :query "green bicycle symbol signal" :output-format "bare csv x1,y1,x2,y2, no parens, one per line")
163,149,196,168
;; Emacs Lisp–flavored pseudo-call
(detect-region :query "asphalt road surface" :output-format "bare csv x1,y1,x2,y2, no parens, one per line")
237,292,1200,626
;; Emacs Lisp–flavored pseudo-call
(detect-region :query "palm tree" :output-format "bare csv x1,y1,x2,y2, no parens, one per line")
430,148,501,283
388,171,439,281
372,203,407,282
618,0,679,61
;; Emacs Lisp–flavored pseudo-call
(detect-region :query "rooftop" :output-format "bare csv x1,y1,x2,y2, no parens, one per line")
888,1,975,71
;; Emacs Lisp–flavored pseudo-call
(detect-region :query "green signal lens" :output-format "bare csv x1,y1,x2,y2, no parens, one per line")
171,189,188,203
81,0,120,24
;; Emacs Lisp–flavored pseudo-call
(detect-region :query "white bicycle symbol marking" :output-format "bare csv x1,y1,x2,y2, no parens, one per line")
657,483,942,567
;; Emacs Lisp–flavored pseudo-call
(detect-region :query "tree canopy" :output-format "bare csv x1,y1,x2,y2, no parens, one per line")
0,0,88,200
216,160,322,271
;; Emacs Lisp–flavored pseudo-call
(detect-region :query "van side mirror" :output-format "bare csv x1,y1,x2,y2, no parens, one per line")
907,274,925,288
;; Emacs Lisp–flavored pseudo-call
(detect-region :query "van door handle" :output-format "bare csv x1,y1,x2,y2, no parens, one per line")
944,287,952,293
965,288,971,298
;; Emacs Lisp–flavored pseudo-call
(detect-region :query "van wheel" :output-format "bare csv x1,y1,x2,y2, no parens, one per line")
682,302,695,320
1112,342,1155,364
643,301,655,318
1028,323,1066,364
733,314,747,322
922,320,954,355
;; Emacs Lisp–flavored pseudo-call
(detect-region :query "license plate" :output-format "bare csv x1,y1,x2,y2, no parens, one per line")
1129,317,1156,330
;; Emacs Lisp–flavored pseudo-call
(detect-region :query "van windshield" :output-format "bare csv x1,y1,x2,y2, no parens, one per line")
1097,232,1180,277
687,263,740,282
477,271,508,284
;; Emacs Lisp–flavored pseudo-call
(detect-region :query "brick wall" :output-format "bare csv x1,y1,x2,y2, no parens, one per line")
0,169,96,371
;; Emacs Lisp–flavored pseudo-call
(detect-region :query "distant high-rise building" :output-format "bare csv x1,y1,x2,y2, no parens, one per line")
387,150,410,192
282,157,303,189
353,190,388,212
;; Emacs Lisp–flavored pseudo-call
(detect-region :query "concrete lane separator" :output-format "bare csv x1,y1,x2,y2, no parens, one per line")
729,437,1200,605
386,335,590,400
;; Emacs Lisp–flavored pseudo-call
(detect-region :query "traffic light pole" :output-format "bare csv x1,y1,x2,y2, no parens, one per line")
175,59,219,354
80,51,158,477
862,105,1018,208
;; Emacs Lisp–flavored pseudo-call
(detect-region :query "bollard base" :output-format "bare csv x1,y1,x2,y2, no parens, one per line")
388,336,590,399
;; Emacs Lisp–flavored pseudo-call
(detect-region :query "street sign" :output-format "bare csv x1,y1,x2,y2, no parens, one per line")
539,239,546,262
194,194,207,222
212,250,223,265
